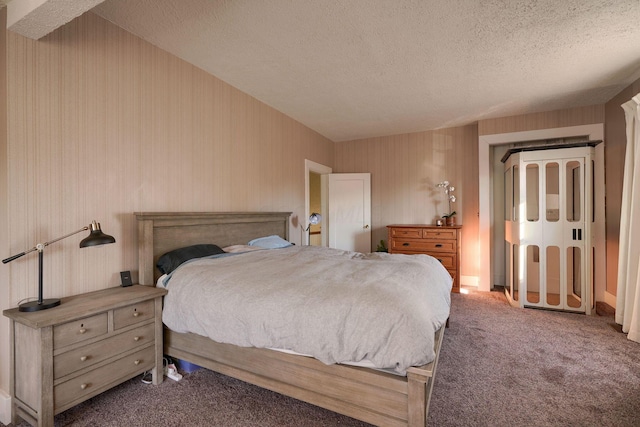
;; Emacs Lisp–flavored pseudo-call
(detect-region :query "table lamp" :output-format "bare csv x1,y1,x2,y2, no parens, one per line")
2,221,116,312
305,213,322,245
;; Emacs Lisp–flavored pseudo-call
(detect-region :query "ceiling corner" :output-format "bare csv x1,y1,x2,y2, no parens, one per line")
7,0,106,40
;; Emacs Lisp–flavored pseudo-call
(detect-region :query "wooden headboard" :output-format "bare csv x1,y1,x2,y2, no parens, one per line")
135,212,292,285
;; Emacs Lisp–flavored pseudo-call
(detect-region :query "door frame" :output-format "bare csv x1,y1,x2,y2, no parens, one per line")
478,124,606,304
305,160,332,245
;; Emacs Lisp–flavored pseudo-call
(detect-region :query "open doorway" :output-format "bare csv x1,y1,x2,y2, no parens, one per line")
308,172,322,245
305,160,332,245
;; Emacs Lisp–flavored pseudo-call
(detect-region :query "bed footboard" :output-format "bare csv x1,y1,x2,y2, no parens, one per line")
164,323,445,427
406,322,445,426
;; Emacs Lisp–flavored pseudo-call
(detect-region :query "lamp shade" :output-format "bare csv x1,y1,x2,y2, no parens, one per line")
80,221,116,248
309,213,322,225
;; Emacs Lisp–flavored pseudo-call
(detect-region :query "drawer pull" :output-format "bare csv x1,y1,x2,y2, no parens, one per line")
134,336,141,341
79,328,87,334
402,243,410,246
435,244,443,248
133,312,140,317
80,356,88,362
134,359,141,365
80,383,88,390
437,258,443,263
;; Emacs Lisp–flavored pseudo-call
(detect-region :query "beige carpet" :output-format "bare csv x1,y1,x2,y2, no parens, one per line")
8,289,640,427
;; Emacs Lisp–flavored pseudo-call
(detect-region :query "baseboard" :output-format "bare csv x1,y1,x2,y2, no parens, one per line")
604,291,616,309
461,275,479,288
596,301,615,317
0,388,11,425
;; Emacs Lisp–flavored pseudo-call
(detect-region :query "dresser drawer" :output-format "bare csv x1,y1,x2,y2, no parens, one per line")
387,224,461,293
54,345,154,410
430,254,456,270
390,239,456,253
423,228,457,240
54,323,155,379
389,227,423,239
447,270,458,289
54,313,108,349
114,300,155,329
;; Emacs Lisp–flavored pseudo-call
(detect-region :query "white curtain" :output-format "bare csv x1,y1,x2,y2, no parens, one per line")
616,93,640,343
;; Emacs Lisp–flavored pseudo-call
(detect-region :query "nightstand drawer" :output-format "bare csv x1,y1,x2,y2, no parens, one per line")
390,239,456,253
114,300,154,329
54,323,155,379
54,345,154,409
423,228,457,240
54,313,108,349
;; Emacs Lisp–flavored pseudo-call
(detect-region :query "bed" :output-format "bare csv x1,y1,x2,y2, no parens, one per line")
135,212,449,426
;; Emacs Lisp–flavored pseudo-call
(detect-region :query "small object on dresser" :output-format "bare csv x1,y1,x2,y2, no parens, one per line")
120,270,133,287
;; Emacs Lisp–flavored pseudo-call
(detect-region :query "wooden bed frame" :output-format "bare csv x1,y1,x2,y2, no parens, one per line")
135,212,445,427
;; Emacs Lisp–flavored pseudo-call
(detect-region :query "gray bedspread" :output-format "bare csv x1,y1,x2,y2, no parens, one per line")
161,245,452,374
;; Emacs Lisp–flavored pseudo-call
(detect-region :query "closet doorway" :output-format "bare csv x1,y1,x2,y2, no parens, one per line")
503,143,600,314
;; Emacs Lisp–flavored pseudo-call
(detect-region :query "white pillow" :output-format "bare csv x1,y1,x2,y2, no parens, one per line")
247,235,292,249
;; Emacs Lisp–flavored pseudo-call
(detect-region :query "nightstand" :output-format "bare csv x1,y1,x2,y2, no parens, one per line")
387,224,462,293
3,285,167,427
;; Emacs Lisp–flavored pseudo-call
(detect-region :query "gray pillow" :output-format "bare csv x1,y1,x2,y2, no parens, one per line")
156,244,225,274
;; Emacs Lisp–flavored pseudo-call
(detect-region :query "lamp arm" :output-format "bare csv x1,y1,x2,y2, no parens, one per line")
43,226,89,247
2,226,89,264
2,250,33,264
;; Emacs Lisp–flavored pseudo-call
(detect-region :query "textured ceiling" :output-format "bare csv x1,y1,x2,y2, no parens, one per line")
13,0,640,142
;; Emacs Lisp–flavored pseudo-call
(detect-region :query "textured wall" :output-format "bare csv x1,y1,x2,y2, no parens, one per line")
334,124,479,280
5,11,334,308
478,105,605,136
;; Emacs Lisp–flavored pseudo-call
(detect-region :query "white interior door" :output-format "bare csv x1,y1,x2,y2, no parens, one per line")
505,146,592,313
522,156,587,312
323,173,371,252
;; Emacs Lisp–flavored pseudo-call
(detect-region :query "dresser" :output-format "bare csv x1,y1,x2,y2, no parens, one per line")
387,224,462,293
3,285,167,427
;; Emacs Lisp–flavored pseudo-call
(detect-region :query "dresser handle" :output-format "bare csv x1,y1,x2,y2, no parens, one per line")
435,244,443,248
133,312,140,317
80,356,88,362
79,328,87,334
134,359,141,365
402,243,409,246
134,336,141,341
80,383,88,390
437,259,443,263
